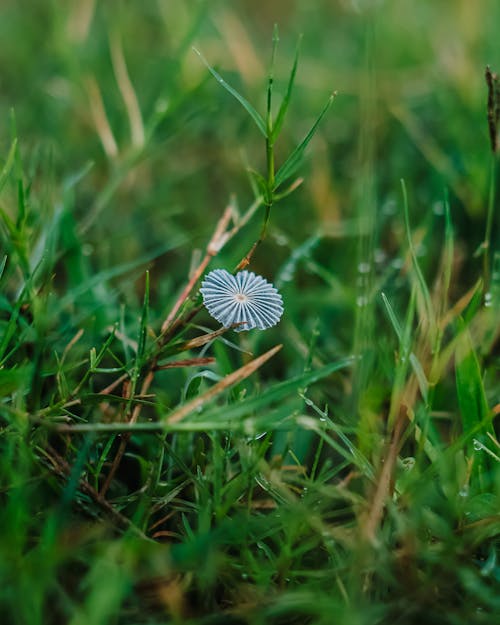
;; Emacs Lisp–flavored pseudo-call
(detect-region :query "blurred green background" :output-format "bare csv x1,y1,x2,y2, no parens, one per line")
1,0,497,259
2,0,498,369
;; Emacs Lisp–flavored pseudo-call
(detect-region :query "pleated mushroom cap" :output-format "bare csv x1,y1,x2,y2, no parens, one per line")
200,269,284,332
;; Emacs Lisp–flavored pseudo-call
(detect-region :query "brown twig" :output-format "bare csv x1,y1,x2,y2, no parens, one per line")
485,65,499,154
160,205,233,335
361,412,406,543
154,357,216,370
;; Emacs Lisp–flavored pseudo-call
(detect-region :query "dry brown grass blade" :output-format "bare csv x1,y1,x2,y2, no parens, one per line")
361,412,406,544
155,357,215,370
160,205,233,335
439,280,482,331
85,75,118,158
164,344,282,425
175,326,232,351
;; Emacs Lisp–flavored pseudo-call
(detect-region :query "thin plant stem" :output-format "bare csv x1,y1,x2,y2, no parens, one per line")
483,154,497,293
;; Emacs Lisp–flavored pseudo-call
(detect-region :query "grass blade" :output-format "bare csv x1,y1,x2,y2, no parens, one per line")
272,35,302,142
163,344,283,424
266,24,280,135
274,93,335,189
400,179,435,338
0,138,17,195
193,47,267,137
455,322,495,457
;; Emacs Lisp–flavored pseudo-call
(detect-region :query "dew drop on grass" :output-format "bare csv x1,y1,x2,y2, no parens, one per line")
279,269,294,283
356,295,368,307
401,457,415,471
358,261,371,274
382,199,396,216
473,439,484,451
391,258,404,270
484,292,492,307
433,201,445,216
459,485,469,498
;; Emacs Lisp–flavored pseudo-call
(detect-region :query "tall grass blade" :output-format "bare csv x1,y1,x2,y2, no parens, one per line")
193,47,267,137
274,93,335,189
272,35,302,142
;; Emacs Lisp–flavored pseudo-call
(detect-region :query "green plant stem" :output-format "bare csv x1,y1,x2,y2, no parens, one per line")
483,154,497,293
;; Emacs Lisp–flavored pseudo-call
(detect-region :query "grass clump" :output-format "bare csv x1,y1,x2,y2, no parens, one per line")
1,2,499,624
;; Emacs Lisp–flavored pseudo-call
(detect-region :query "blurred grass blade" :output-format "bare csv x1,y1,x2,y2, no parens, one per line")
409,352,428,403
0,366,32,399
0,255,6,280
381,292,428,402
136,271,149,361
455,320,495,485
388,288,416,428
266,24,280,133
443,188,454,305
274,93,335,189
0,138,17,195
193,47,267,137
381,292,403,342
401,179,435,335
455,322,494,440
272,35,302,142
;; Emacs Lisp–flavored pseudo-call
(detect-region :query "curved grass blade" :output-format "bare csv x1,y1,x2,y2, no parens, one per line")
193,47,267,138
274,93,336,189
271,35,302,143
0,138,17,195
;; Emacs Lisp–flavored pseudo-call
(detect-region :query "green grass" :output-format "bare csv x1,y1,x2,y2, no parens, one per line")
1,1,499,624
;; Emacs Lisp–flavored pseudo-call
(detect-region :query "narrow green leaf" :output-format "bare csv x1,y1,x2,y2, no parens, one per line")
0,281,31,365
443,188,454,304
0,138,18,195
382,292,429,403
193,47,267,137
137,271,149,361
409,352,429,402
266,24,280,134
455,323,494,440
388,288,416,428
274,93,335,189
380,292,403,342
272,35,302,143
0,206,17,237
0,366,32,398
401,179,435,336
455,320,495,486
248,168,269,203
